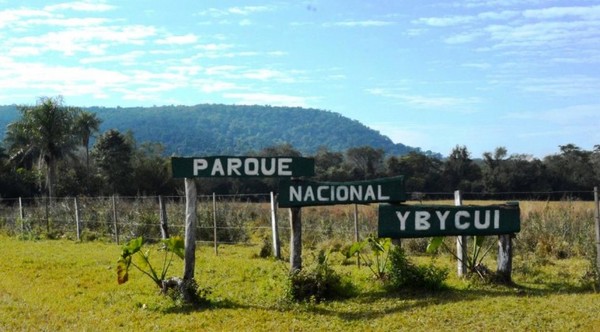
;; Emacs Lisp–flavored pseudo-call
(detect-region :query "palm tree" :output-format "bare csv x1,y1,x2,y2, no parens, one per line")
74,111,102,169
7,96,78,197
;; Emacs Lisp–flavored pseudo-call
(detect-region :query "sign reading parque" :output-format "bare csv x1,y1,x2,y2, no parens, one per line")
378,203,520,238
171,156,315,178
278,176,406,207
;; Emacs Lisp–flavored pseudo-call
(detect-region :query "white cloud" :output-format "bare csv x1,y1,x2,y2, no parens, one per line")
325,20,395,27
367,88,480,111
224,93,308,107
156,34,198,45
44,1,115,12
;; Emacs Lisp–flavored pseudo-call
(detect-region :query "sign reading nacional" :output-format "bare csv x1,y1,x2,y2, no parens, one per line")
378,203,520,238
278,176,405,207
171,156,315,178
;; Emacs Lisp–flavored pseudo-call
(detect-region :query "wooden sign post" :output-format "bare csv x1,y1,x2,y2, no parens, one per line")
172,156,315,278
279,176,405,272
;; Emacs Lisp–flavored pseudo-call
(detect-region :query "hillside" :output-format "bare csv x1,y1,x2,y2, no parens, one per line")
0,104,437,157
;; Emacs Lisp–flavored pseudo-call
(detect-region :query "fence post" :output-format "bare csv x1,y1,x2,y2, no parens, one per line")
289,207,302,272
75,197,81,241
45,195,50,234
270,192,281,259
595,187,600,274
213,192,218,256
455,190,468,277
19,197,25,235
353,204,362,267
159,195,169,239
112,195,119,245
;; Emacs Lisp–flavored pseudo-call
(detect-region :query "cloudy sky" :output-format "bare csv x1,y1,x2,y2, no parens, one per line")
1,0,598,157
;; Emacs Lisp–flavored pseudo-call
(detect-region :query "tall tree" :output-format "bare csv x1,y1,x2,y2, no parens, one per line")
442,145,481,192
6,96,78,197
74,111,102,169
345,146,385,179
92,129,133,195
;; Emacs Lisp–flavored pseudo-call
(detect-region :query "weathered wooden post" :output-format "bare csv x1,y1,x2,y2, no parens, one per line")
289,207,302,272
75,197,81,241
183,178,197,281
594,187,600,274
455,190,468,277
270,192,281,259
497,234,513,283
158,195,169,239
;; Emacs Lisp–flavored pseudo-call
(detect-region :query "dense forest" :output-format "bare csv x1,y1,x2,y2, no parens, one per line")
0,97,598,199
0,104,433,157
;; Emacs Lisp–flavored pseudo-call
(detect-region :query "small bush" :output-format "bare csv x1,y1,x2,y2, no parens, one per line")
285,250,354,303
386,246,448,292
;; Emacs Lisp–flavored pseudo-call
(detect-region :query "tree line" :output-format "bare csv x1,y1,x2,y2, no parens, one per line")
1,97,598,199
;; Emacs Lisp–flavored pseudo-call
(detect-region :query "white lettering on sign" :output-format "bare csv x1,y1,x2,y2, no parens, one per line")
415,211,431,230
193,159,208,176
436,210,450,230
393,209,502,232
455,211,470,230
288,184,390,204
278,158,292,176
193,157,295,177
396,211,410,230
227,158,242,176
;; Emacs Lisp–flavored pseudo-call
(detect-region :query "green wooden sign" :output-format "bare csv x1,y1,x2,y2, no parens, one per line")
278,176,405,207
171,156,315,178
378,203,520,238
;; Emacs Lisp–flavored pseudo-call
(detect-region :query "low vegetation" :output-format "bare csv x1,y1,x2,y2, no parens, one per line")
1,234,599,330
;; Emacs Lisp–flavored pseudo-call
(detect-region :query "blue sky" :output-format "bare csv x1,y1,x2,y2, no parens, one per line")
1,0,598,158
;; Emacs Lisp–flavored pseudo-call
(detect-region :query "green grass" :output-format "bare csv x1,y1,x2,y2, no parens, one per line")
1,235,599,331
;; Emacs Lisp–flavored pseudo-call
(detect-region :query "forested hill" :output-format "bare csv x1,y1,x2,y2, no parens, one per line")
0,104,437,157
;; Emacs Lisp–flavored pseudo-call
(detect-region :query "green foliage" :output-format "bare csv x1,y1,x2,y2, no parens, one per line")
285,250,354,303
427,235,494,279
117,236,184,289
386,246,448,291
345,236,391,280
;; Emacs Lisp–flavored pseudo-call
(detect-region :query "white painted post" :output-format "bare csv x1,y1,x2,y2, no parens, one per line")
75,197,81,241
212,192,218,256
270,192,281,259
183,178,197,281
455,190,468,277
159,195,169,239
594,187,600,274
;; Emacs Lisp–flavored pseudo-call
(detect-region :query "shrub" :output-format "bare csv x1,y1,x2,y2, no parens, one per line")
285,250,354,303
386,246,448,292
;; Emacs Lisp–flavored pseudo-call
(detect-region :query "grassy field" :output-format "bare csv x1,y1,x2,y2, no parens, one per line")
1,233,599,331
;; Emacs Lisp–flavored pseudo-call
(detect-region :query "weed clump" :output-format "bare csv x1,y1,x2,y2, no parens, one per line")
386,246,448,292
285,250,354,303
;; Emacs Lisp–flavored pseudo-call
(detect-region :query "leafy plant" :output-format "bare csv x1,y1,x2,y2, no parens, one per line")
117,236,184,292
345,236,391,280
386,246,448,291
427,235,493,279
285,250,354,303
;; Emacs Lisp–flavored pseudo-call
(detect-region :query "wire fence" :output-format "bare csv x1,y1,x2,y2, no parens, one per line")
0,193,380,247
0,190,598,260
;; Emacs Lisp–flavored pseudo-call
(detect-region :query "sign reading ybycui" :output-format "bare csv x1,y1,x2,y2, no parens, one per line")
378,203,520,238
171,156,315,178
278,176,405,207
